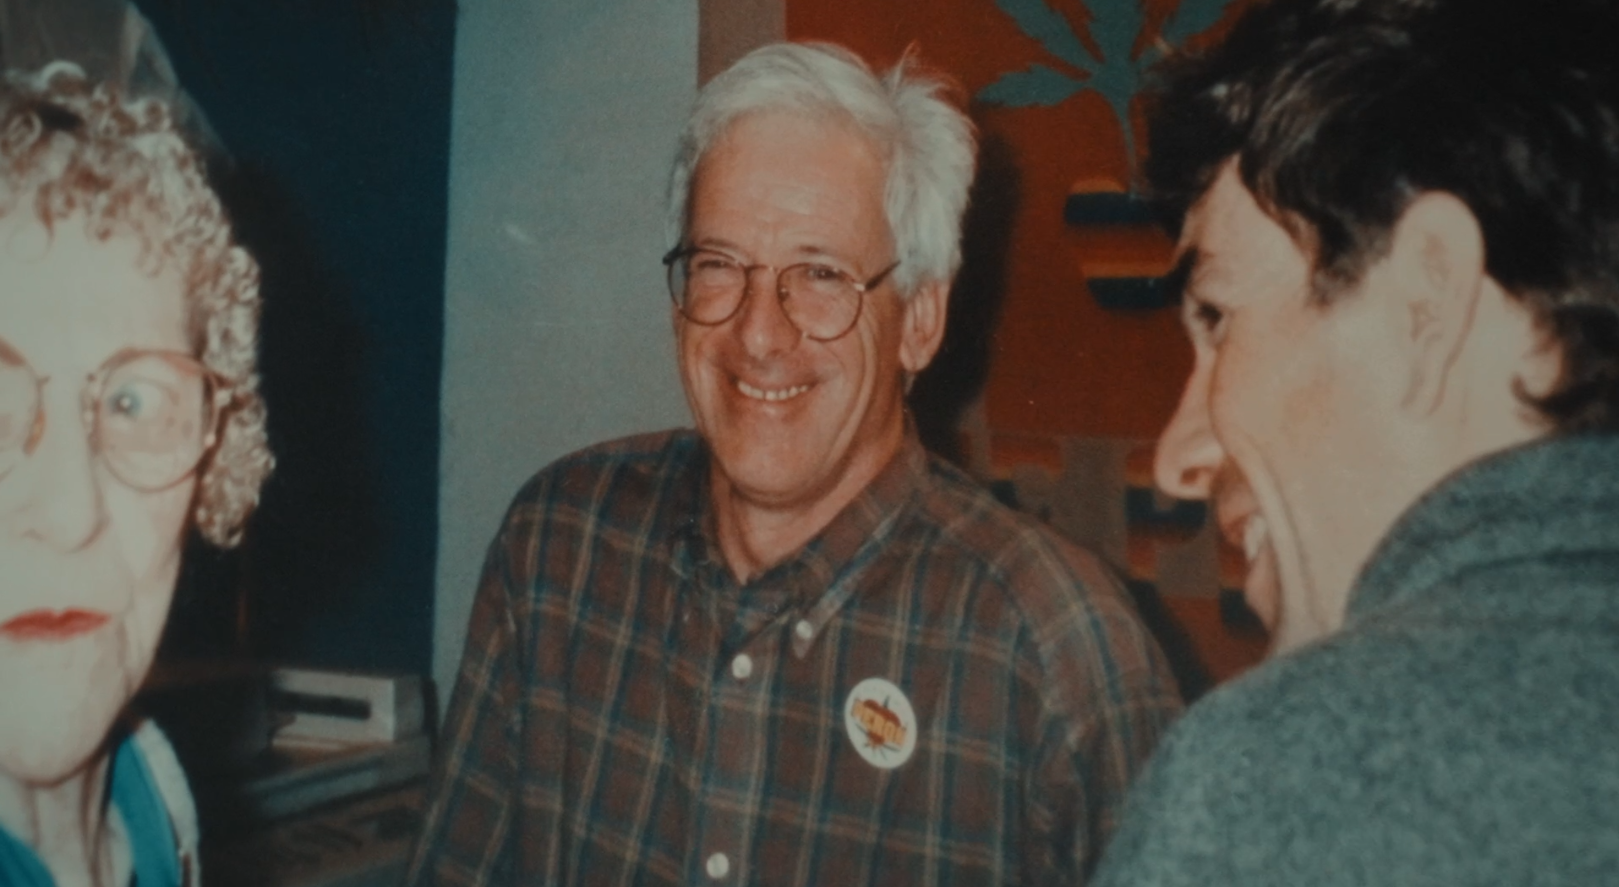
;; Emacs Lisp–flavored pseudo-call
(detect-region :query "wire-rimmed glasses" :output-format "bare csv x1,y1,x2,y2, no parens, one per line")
663,246,899,342
0,343,234,492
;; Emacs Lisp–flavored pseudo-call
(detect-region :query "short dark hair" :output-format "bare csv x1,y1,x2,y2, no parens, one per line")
1145,0,1619,431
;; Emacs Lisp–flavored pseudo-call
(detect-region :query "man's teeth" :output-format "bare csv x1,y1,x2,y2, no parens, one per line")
737,380,811,402
1243,516,1269,562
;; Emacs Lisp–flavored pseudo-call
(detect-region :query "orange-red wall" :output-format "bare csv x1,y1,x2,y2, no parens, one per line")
788,2,1270,684
787,1,1239,443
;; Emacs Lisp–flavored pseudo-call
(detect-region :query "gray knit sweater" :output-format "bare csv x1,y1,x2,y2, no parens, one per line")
1092,433,1619,886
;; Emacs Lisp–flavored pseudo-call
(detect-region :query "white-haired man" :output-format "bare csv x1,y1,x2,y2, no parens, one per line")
408,42,1180,886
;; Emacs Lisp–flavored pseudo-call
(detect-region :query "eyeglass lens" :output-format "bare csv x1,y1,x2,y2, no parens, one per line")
0,351,217,490
671,251,862,339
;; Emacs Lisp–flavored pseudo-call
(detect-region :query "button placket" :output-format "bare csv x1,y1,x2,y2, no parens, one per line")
693,624,777,887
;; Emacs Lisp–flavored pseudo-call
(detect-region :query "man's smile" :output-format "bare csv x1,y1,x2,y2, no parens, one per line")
735,378,813,403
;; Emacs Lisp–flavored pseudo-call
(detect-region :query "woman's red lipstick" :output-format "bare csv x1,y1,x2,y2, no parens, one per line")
1,609,109,640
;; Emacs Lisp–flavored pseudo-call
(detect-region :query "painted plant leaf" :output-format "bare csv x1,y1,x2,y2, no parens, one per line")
978,0,1243,191
976,63,1088,107
1086,0,1146,69
1160,0,1241,47
992,0,1097,70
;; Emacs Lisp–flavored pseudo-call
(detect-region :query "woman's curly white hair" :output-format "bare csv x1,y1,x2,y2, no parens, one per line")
0,62,272,547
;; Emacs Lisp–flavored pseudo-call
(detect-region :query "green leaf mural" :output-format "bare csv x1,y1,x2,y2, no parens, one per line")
978,0,1239,189
991,0,1096,70
976,63,1089,106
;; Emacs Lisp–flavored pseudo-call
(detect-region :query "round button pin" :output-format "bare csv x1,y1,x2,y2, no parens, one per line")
794,619,814,641
706,852,730,879
844,676,918,769
730,654,753,680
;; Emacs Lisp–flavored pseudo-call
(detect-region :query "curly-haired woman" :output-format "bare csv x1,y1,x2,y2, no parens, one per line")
0,62,271,887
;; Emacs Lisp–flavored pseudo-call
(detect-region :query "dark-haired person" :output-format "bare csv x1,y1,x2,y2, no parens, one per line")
0,63,271,886
1092,0,1619,883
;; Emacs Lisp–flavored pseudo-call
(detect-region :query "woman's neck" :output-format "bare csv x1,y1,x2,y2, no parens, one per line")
0,757,128,887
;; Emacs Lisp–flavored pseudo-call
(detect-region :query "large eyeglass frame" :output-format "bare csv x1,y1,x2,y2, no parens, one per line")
662,246,900,342
0,343,236,493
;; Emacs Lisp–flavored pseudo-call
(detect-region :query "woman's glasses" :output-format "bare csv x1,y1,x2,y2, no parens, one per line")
0,343,233,491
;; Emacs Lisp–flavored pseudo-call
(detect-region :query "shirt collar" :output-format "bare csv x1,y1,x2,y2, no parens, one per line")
678,425,930,654
1346,431,1619,623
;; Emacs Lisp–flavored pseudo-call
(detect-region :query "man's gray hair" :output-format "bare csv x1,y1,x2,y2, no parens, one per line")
666,42,977,298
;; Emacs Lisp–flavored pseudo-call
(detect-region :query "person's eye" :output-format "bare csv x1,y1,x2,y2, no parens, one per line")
103,378,177,425
692,254,735,272
108,386,146,419
1192,298,1228,341
803,264,843,283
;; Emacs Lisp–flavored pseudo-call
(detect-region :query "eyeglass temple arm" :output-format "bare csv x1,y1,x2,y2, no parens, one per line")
858,261,901,293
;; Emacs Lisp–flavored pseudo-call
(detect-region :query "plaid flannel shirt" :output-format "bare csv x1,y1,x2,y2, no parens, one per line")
407,429,1181,886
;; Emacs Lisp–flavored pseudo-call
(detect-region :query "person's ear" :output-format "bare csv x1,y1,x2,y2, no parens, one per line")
1389,192,1487,417
899,280,950,375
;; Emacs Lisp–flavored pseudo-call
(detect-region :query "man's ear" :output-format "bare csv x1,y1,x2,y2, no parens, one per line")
1389,192,1487,417
899,279,950,375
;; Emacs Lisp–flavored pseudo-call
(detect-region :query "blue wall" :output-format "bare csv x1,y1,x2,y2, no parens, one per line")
146,0,454,675
431,0,696,700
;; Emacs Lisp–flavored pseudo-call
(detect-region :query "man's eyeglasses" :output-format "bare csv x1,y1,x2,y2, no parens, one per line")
663,247,899,342
0,343,234,492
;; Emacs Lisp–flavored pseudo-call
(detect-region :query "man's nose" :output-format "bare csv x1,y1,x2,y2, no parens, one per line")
1154,366,1223,501
8,403,108,552
733,267,801,354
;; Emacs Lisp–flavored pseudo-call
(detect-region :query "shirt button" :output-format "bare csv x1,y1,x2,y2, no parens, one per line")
730,654,753,681
706,852,730,879
794,619,814,641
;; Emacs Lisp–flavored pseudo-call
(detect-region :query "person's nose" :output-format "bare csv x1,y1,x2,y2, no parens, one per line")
8,396,108,551
1154,361,1223,501
732,266,802,356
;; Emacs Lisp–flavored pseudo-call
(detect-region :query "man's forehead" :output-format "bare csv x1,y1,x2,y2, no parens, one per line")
688,110,892,264
1179,165,1254,255
1166,174,1238,297
1170,167,1309,296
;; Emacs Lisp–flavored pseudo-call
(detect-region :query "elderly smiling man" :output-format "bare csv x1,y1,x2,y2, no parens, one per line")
408,43,1180,887
1093,0,1619,884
